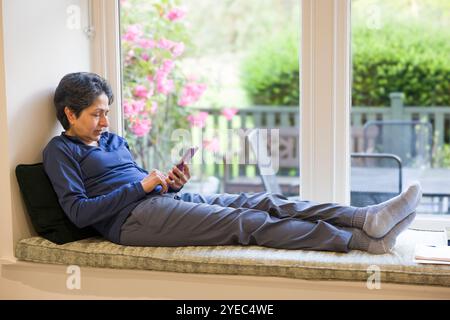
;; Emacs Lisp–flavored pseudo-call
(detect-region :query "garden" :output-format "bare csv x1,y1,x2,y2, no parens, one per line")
119,0,450,179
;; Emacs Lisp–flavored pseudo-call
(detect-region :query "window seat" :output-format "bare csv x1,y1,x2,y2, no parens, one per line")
15,229,450,287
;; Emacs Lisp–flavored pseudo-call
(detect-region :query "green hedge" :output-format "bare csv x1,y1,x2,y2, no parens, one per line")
241,31,299,106
242,24,450,106
352,24,450,106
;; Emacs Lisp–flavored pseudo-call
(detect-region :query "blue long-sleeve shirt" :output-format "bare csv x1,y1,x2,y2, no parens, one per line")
43,131,163,243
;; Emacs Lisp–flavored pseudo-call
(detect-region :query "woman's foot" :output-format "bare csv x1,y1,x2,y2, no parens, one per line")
353,182,422,238
348,211,416,254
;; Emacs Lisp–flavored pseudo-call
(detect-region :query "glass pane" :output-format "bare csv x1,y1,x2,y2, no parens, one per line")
119,0,300,195
350,0,450,215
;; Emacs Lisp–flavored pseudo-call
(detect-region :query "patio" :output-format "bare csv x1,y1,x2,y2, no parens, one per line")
187,92,450,214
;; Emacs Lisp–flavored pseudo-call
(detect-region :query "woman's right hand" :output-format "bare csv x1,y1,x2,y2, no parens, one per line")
140,169,169,194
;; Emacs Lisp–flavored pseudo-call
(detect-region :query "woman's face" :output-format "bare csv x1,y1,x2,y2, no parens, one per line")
65,93,110,145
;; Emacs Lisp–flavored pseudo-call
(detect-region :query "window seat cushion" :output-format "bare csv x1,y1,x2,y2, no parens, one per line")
15,229,450,287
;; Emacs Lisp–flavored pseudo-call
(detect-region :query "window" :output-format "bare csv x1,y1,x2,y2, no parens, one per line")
119,0,300,196
100,1,448,227
350,0,450,220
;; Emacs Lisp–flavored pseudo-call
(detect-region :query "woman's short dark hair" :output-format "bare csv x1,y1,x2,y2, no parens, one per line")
54,72,114,130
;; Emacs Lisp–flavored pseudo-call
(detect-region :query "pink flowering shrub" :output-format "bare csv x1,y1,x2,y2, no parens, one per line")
121,0,207,170
178,82,207,107
221,107,239,120
166,8,186,21
187,111,209,128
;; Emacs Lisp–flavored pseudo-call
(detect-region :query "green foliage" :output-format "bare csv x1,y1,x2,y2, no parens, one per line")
433,144,450,168
241,31,299,106
352,23,450,106
242,23,450,107
183,0,300,55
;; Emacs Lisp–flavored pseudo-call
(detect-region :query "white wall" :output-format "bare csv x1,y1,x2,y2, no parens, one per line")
0,0,90,260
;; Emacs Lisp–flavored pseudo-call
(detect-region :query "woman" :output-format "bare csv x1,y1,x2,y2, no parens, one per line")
43,72,422,254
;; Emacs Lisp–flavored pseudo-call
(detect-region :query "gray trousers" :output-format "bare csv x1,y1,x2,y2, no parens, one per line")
120,192,359,252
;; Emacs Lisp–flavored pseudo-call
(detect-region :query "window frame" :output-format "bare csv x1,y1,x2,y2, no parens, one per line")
91,0,123,137
300,0,351,204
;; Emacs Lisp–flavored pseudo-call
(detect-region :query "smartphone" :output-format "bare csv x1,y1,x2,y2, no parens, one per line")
176,146,199,170
153,147,198,194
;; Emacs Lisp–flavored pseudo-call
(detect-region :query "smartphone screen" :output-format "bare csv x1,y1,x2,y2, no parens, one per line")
176,146,198,170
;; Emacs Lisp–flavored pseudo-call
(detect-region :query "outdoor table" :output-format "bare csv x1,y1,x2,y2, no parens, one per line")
351,167,450,213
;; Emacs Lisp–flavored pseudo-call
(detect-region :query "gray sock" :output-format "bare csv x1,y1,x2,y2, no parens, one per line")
353,182,422,238
348,211,416,254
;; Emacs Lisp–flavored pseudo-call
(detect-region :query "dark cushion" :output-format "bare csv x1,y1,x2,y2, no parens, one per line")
15,163,99,244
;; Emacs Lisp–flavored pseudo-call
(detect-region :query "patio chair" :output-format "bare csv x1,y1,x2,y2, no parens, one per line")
361,120,450,211
350,153,403,206
363,120,433,168
223,128,299,195
247,127,299,196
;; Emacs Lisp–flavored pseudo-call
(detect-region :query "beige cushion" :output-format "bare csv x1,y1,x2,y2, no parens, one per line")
15,229,450,286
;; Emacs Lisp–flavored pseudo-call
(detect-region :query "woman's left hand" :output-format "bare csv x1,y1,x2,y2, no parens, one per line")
166,164,191,191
